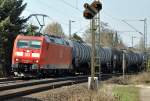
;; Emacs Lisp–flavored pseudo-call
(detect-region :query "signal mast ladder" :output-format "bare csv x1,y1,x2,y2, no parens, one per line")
147,57,150,71
94,12,101,80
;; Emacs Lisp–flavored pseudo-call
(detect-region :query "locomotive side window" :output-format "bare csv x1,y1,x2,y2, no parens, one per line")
50,38,55,43
65,41,69,46
17,40,41,49
55,38,64,45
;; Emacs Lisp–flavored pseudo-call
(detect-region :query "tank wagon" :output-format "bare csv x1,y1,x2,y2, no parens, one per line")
68,41,145,74
12,34,146,77
125,51,144,72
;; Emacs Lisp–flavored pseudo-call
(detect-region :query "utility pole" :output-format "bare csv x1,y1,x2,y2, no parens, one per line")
122,50,126,79
122,18,147,52
144,18,147,52
132,36,136,48
139,18,147,52
69,20,75,39
142,18,148,71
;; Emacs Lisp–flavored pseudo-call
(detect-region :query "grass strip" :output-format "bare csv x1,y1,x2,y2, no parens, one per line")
113,86,139,101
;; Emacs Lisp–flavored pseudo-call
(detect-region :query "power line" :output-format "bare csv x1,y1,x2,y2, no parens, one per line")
38,0,70,19
30,0,86,29
26,8,84,35
122,20,143,35
25,1,92,35
73,24,90,34
117,31,137,33
37,0,88,26
25,10,68,34
58,0,82,13
26,7,70,27
102,11,122,23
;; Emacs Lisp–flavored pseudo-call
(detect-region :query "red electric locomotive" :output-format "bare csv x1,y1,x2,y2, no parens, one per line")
12,34,72,77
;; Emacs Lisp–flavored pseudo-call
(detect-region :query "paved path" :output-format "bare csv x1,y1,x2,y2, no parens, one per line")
136,85,150,101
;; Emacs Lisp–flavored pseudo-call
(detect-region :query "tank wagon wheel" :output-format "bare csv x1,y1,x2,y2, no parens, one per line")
35,69,45,79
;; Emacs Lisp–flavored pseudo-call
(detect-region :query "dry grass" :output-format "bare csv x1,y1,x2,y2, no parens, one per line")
104,75,132,85
43,85,118,101
105,76,130,85
105,72,150,85
130,72,150,84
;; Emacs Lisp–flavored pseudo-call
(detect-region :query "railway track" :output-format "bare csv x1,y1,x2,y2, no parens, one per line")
0,73,137,100
0,76,87,100
0,77,19,82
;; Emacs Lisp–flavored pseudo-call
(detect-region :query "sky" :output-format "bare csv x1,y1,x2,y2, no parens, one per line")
22,0,150,47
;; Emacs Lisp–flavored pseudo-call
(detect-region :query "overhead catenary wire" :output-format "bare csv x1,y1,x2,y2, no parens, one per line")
26,8,89,36
73,24,90,34
26,7,70,28
30,0,88,30
102,10,148,41
26,0,128,37
37,0,70,19
58,0,82,13
26,1,69,25
122,20,143,36
102,11,123,24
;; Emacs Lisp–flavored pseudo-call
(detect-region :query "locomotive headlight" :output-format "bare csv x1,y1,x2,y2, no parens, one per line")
35,60,39,63
16,52,23,56
15,58,19,61
32,53,40,58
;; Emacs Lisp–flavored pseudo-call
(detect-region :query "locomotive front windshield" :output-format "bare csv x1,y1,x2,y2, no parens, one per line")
17,40,41,49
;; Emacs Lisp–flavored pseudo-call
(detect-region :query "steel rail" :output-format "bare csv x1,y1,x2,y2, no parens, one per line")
0,76,87,100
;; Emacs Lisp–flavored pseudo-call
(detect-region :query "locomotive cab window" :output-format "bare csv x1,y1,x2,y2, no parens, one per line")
17,40,29,48
30,40,41,49
17,40,41,49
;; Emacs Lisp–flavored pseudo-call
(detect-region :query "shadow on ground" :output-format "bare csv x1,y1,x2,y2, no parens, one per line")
4,97,42,101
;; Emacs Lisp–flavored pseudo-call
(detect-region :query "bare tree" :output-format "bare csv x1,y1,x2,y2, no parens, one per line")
83,22,125,48
43,22,64,36
137,37,145,51
83,28,91,43
83,29,114,47
72,33,83,42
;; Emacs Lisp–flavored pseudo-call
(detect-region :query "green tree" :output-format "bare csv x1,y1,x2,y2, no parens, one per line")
0,0,27,76
25,24,39,35
138,37,145,51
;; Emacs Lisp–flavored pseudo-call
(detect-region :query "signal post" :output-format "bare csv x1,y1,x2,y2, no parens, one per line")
83,0,102,90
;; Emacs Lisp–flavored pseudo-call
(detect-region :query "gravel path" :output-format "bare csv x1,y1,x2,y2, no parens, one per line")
137,85,150,101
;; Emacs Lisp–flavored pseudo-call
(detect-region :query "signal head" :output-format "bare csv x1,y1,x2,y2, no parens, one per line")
83,9,94,19
83,1,102,20
91,1,102,12
84,3,90,9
